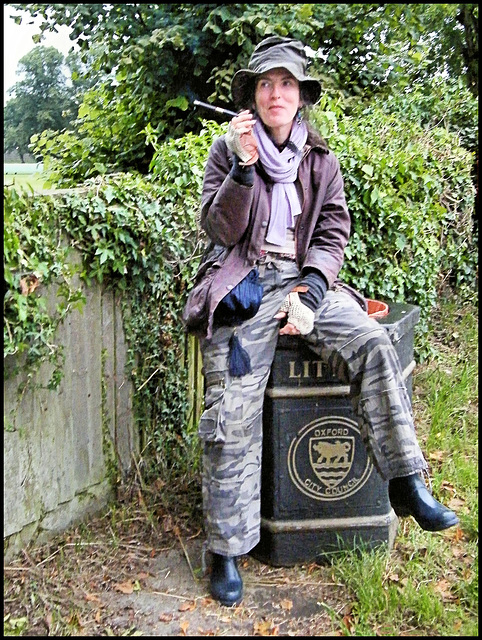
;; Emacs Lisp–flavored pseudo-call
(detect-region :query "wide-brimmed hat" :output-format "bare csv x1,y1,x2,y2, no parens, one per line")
231,36,322,108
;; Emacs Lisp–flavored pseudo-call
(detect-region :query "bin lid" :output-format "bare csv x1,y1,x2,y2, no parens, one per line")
376,302,420,342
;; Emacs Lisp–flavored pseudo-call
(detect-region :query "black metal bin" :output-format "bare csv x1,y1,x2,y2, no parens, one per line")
250,302,420,566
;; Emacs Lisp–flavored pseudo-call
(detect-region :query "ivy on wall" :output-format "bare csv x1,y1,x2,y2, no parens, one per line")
3,121,222,477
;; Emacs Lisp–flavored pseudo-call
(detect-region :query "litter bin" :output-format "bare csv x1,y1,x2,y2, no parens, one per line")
250,302,420,566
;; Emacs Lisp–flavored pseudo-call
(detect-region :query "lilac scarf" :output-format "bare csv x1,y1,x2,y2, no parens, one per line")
254,119,308,246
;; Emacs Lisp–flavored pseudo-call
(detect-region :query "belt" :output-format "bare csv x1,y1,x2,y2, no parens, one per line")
257,250,296,264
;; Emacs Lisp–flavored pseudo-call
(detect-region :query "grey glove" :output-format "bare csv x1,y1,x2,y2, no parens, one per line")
225,121,259,166
277,291,315,335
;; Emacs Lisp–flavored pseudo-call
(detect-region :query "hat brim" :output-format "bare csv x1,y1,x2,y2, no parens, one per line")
231,64,322,108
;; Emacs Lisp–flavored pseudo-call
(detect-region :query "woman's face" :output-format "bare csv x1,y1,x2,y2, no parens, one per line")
254,68,301,140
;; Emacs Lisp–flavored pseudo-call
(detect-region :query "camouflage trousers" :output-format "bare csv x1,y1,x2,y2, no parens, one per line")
198,256,428,557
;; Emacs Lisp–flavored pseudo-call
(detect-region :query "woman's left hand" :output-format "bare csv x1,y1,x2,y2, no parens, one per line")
274,291,314,335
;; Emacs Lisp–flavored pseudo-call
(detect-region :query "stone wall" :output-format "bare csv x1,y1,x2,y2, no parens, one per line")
4,278,137,561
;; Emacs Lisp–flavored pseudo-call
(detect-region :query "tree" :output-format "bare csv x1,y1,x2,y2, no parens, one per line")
4,46,75,161
6,3,478,180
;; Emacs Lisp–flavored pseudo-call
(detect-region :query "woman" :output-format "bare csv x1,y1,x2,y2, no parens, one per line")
183,36,458,607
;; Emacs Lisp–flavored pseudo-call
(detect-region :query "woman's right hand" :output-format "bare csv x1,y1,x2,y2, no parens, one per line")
225,110,259,166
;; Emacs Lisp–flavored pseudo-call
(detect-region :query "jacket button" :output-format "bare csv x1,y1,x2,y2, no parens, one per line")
261,221,268,227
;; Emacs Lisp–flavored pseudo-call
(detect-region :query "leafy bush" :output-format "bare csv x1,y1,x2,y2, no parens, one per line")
4,187,86,390
311,92,477,340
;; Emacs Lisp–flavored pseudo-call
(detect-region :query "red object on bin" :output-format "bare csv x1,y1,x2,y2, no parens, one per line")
366,298,389,318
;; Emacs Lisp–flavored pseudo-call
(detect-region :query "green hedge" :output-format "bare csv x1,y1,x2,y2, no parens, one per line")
311,94,477,336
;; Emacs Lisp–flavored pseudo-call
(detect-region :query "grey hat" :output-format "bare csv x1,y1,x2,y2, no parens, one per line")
231,36,322,108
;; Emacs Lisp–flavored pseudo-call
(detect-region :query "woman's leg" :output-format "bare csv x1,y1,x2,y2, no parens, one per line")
199,259,300,556
304,290,458,531
305,289,428,481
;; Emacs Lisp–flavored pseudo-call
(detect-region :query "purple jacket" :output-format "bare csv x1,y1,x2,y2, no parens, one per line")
183,130,355,339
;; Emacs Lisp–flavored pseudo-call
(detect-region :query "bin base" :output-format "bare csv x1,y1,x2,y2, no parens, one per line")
250,509,399,567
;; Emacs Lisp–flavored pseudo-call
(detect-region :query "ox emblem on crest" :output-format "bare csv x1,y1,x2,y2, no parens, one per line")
309,437,354,488
287,415,373,501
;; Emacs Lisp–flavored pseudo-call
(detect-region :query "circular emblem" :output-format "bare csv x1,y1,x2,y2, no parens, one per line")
287,415,372,501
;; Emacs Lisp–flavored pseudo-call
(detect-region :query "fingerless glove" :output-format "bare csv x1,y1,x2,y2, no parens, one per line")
225,121,259,165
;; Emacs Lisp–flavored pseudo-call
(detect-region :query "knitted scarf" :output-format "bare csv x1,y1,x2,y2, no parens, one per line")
254,119,308,246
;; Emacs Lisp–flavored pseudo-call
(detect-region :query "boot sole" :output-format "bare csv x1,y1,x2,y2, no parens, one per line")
210,591,243,607
413,514,460,532
391,502,459,531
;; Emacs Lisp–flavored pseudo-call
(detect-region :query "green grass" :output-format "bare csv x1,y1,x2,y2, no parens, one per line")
320,298,478,636
3,173,49,192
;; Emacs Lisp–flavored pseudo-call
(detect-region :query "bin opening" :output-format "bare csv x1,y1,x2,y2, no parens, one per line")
366,298,389,318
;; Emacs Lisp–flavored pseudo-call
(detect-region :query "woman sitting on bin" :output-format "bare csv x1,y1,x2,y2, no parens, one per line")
182,36,459,607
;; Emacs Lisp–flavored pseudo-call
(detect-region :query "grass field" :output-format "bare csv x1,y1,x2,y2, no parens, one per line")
4,172,47,192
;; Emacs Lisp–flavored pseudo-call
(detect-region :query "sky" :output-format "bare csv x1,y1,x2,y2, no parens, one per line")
4,5,74,105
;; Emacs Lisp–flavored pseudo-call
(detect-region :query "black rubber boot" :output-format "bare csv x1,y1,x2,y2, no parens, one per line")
389,473,459,531
209,553,243,607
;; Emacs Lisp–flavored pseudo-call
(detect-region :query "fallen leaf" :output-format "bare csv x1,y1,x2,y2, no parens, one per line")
432,579,457,601
20,274,39,295
136,571,150,580
85,593,102,603
159,613,174,622
448,496,465,511
180,620,190,635
253,619,279,636
439,480,457,494
448,526,464,542
67,612,82,628
163,515,174,532
342,612,354,632
114,581,134,594
387,572,400,582
280,599,293,610
179,600,196,612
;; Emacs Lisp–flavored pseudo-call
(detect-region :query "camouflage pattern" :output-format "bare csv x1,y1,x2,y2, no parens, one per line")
199,256,428,556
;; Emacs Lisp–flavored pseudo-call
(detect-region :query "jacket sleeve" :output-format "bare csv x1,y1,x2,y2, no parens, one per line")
300,151,351,286
200,136,255,247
